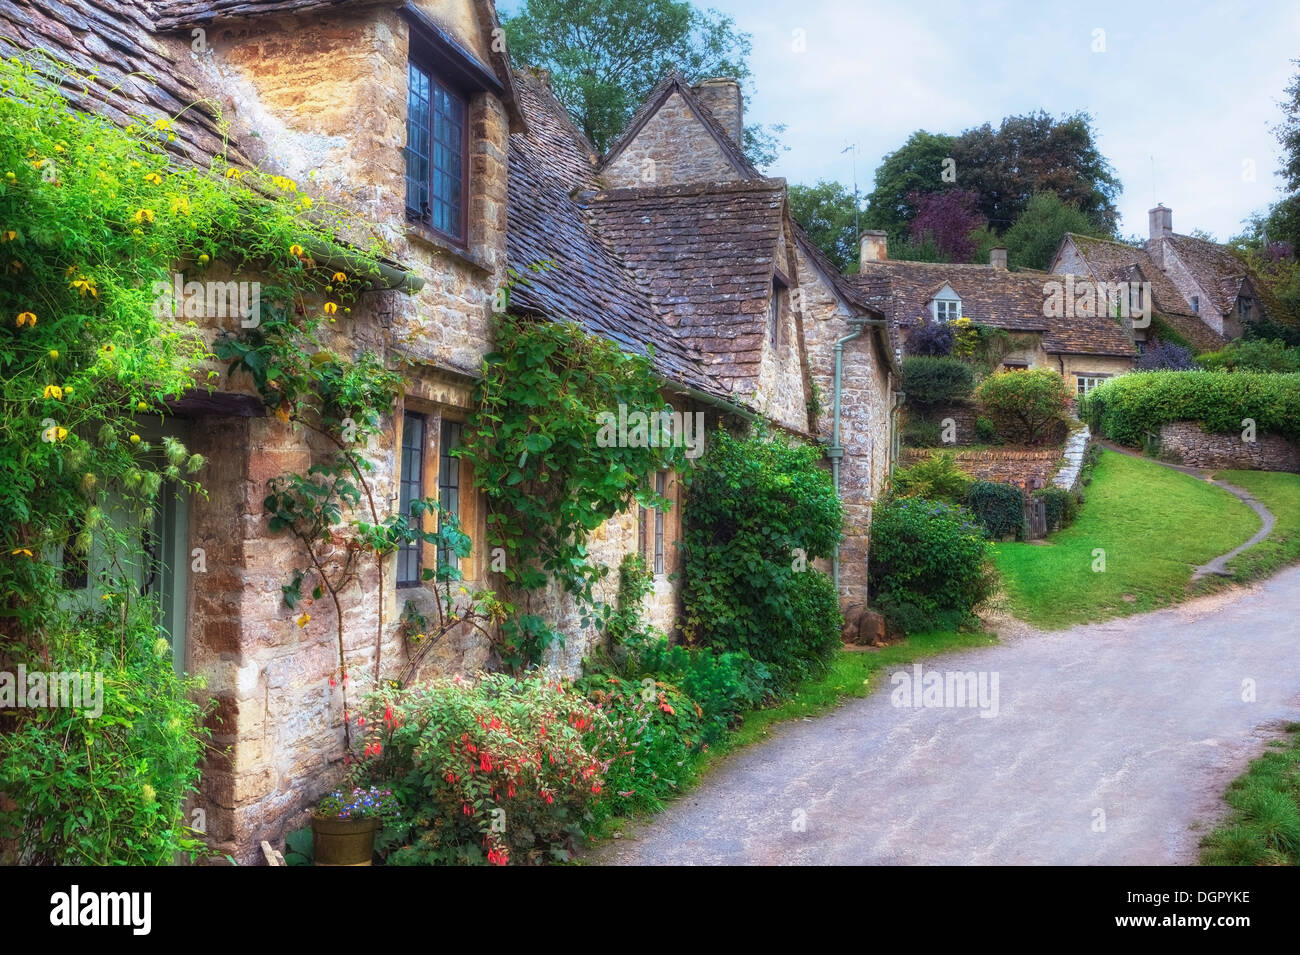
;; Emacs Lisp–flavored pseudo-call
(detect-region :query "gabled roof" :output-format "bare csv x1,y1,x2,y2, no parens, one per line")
586,179,787,393
1161,233,1285,320
150,0,382,30
853,260,1135,358
0,0,244,167
598,70,761,181
506,69,725,398
1061,233,1226,351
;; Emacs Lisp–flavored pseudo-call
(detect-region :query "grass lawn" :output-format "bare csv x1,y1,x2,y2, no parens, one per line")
588,629,996,843
991,449,1260,629
1213,469,1300,583
1200,723,1300,865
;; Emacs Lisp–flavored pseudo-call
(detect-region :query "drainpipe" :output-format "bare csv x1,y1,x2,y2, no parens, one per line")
829,318,887,590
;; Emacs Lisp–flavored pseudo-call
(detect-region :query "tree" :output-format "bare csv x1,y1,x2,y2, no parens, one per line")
1001,192,1102,270
952,111,1120,233
1276,58,1300,194
787,180,862,273
503,0,782,165
908,188,985,262
863,130,956,237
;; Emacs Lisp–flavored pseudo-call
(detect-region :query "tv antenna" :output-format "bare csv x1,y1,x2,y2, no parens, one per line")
842,142,860,238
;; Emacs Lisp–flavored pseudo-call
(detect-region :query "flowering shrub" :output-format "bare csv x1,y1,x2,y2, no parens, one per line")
350,673,613,865
315,786,401,823
628,639,770,743
867,498,995,634
975,369,1072,445
576,674,703,823
905,319,956,356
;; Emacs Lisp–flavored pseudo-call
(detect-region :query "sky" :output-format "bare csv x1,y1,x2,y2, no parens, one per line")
501,0,1300,243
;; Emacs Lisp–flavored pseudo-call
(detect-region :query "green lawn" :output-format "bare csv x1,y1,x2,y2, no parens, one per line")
1214,469,1300,583
991,449,1260,629
1200,723,1300,865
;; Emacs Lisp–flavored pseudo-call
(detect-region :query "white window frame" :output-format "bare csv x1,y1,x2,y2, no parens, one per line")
933,298,960,323
1076,373,1110,396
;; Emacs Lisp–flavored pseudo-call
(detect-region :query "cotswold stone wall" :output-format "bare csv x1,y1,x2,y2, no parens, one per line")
1158,422,1300,472
901,447,1063,488
602,90,738,188
901,401,980,445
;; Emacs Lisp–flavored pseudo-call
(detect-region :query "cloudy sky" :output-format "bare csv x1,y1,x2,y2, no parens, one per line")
502,0,1299,242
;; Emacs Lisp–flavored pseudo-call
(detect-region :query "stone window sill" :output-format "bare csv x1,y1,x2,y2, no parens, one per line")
405,222,492,275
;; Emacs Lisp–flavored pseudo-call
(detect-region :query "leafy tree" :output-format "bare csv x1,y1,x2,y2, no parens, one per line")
974,369,1072,445
788,179,862,272
908,187,985,262
503,0,782,165
1001,192,1103,270
863,130,956,237
1277,58,1300,195
952,111,1120,233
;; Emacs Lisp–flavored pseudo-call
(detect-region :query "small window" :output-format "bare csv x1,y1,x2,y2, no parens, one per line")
1237,296,1253,320
934,299,960,322
768,281,781,347
1002,361,1029,372
437,420,463,571
405,61,468,241
1191,295,1199,314
653,471,666,575
1076,374,1109,396
397,412,426,587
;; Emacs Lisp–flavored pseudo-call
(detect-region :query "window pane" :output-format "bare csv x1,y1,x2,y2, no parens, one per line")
654,471,665,575
430,78,466,239
438,420,463,571
398,413,425,586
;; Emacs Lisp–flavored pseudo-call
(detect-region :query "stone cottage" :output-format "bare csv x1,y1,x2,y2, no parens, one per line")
854,232,1136,398
0,0,897,862
1051,205,1285,352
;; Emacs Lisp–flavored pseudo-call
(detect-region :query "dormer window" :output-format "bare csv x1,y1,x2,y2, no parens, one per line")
934,297,960,323
1237,296,1253,320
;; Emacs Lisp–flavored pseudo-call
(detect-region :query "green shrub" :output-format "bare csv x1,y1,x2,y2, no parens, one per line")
867,498,996,634
0,600,210,865
902,416,944,447
901,356,976,411
891,451,974,503
975,415,996,444
352,673,613,866
1033,486,1079,533
1078,371,1300,446
975,369,1073,445
629,639,771,743
681,427,844,688
965,481,1026,540
1198,338,1300,373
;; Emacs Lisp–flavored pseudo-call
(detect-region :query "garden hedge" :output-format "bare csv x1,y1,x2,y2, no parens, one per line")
901,356,976,411
1079,371,1300,447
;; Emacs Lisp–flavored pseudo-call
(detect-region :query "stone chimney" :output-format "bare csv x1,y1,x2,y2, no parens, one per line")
692,78,743,146
860,229,888,265
1147,204,1172,269
989,247,1007,270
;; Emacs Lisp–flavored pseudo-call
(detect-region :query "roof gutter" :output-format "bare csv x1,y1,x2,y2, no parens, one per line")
304,238,424,294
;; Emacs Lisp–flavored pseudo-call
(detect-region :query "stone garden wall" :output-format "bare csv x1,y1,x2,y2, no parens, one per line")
1158,422,1300,472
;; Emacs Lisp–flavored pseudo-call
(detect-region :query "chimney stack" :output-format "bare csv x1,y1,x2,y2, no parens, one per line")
989,247,1007,270
692,78,743,146
860,229,888,265
1148,204,1172,269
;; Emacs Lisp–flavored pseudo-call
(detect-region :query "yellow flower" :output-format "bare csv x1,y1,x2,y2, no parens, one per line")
153,118,172,132
132,208,155,225
129,433,141,444
144,172,163,185
170,195,190,215
331,271,347,283
271,175,297,192
70,276,98,298
296,613,310,628
48,349,59,359
141,784,157,804
1,229,16,241
298,195,312,209
100,343,115,354
16,311,36,327
323,302,338,315
46,426,68,442
289,244,304,257
43,385,63,400
225,168,242,180
9,259,22,273
10,548,32,557
198,253,210,264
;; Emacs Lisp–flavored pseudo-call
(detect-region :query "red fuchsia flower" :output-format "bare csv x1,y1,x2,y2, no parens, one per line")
591,784,602,795
487,848,508,866
384,706,394,727
506,783,516,798
328,676,336,687
462,803,473,815
543,791,554,805
480,754,492,772
356,716,366,727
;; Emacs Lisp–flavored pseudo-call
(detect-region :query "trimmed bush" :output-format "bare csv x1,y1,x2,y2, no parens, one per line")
975,415,996,444
1078,371,1300,446
901,356,976,411
975,369,1072,445
965,481,1026,540
1033,486,1079,533
1199,338,1300,373
891,451,974,503
905,319,955,356
681,427,844,687
902,416,944,447
867,498,996,634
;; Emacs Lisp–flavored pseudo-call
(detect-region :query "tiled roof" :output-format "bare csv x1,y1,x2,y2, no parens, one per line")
599,70,761,181
151,0,382,30
0,0,245,167
587,179,787,393
853,260,1135,358
1161,233,1287,323
507,70,726,398
1064,234,1226,351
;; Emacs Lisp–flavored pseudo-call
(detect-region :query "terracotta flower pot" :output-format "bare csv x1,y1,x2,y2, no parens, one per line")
311,815,379,866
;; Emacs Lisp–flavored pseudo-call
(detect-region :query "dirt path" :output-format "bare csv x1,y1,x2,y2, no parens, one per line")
1096,441,1275,579
587,566,1300,865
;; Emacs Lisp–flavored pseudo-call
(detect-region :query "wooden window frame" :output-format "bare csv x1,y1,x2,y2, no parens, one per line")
934,298,960,323
396,411,427,588
1076,373,1110,396
405,55,470,244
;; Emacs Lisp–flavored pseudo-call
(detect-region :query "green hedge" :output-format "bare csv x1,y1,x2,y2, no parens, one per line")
1079,371,1300,446
901,356,976,411
1033,486,1079,533
964,481,1025,540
